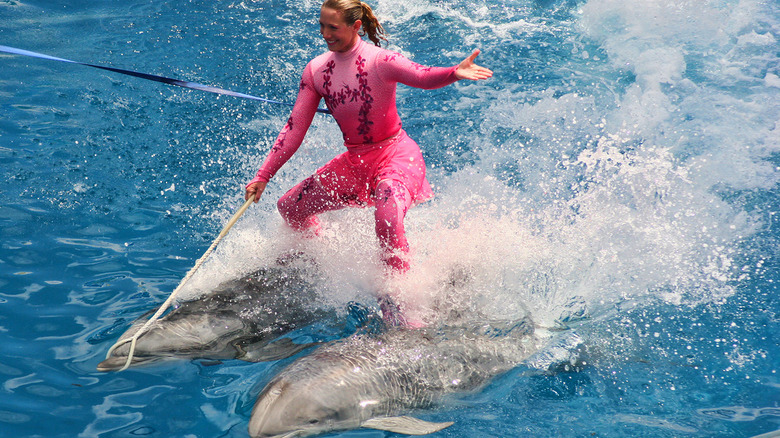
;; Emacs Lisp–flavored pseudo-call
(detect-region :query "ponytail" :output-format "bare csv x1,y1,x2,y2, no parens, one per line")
322,0,387,46
358,2,387,46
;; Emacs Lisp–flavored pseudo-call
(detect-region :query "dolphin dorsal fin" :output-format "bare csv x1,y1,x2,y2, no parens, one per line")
362,416,454,435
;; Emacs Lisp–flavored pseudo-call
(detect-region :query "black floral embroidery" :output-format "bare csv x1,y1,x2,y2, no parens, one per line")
355,55,374,143
384,52,432,72
270,116,294,154
295,177,317,203
339,192,364,206
375,180,410,215
412,62,432,72
323,62,358,110
322,60,336,105
320,56,375,143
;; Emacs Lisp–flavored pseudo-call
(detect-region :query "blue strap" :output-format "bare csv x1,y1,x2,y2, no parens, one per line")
0,45,330,114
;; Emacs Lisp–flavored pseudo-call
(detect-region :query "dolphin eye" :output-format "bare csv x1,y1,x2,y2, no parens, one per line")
308,419,320,424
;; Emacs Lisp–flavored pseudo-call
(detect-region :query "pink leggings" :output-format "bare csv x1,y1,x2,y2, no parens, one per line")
277,176,412,272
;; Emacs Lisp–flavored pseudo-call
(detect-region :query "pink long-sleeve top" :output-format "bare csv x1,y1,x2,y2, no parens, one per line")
249,38,459,184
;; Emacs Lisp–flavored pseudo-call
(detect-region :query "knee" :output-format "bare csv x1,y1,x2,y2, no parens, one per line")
276,192,296,226
276,192,291,218
374,181,410,223
374,200,404,240
374,182,412,246
276,177,329,233
277,177,315,219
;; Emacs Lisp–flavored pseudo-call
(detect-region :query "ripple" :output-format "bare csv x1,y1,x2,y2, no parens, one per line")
614,414,698,433
0,362,24,377
56,237,126,253
0,409,31,424
697,406,780,422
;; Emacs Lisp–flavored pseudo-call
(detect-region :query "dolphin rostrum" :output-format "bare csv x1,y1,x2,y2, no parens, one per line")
98,265,337,371
249,318,544,437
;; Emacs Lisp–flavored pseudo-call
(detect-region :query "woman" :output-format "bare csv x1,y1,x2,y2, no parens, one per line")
245,0,492,325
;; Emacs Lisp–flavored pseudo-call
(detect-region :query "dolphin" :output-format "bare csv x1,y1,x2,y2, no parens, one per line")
249,318,545,437
98,264,339,371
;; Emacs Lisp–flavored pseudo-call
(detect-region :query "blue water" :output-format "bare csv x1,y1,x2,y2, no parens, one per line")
1,0,778,437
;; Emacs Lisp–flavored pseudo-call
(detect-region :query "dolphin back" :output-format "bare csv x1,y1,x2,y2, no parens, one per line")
99,265,331,371
249,321,539,437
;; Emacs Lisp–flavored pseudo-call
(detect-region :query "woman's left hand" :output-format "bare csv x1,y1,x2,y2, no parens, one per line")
455,49,493,80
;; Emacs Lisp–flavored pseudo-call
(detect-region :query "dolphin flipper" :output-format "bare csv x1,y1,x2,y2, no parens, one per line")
239,338,316,362
362,416,454,435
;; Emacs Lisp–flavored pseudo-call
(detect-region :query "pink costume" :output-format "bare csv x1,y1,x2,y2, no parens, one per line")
248,38,459,271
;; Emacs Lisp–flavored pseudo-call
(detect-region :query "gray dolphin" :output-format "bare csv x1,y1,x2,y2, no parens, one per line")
98,265,337,371
249,318,542,437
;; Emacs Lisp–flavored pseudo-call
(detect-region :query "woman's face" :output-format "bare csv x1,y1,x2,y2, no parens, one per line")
319,7,361,52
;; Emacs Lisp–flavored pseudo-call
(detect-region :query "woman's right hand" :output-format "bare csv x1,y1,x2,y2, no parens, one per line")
245,181,268,203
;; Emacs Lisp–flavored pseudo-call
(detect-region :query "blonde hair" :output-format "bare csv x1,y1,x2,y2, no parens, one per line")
322,0,387,46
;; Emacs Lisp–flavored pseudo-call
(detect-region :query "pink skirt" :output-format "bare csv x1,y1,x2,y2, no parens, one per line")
314,130,434,207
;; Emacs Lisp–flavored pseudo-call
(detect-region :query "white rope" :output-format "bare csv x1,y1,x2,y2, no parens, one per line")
105,194,256,371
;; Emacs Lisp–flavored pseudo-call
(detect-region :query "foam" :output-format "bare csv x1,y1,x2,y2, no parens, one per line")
181,0,776,332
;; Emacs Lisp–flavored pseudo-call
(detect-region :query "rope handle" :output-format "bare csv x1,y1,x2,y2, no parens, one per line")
105,194,256,371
